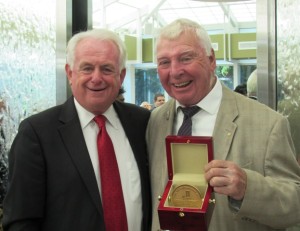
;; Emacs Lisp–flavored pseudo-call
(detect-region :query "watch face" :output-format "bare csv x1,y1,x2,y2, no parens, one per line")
170,184,203,208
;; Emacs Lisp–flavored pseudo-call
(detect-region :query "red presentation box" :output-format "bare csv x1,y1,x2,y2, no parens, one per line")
158,136,215,231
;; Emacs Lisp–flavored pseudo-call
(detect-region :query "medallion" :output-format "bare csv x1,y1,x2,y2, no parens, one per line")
170,184,202,208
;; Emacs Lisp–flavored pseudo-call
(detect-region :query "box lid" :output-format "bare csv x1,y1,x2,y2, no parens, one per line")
165,136,213,181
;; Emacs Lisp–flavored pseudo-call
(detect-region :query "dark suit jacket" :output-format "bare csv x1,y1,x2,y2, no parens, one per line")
3,97,152,231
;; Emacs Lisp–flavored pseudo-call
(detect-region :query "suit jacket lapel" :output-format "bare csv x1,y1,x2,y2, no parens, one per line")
213,86,238,160
148,100,176,192
157,99,176,135
154,92,238,161
113,102,139,156
58,98,102,215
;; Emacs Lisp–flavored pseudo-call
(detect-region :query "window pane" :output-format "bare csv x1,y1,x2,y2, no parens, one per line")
135,68,164,107
240,65,257,84
0,0,56,205
276,0,300,162
215,65,233,90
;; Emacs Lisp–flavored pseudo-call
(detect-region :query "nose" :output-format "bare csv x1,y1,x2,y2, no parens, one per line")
91,68,103,83
169,60,183,78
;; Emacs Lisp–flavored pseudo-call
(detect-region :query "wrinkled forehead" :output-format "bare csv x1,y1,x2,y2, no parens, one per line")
156,29,212,59
156,38,206,62
157,32,204,52
157,29,200,46
77,38,119,53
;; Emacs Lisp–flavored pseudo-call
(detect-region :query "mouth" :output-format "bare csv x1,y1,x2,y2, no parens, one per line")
173,80,192,88
87,87,105,92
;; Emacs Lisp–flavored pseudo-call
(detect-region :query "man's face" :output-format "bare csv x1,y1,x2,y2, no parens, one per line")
154,96,165,107
156,32,216,106
65,38,125,114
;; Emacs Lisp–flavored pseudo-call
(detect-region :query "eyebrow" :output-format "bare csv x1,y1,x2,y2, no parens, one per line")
157,50,196,59
78,61,93,68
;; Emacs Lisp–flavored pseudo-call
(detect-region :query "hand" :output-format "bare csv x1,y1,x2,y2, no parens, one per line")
204,160,247,200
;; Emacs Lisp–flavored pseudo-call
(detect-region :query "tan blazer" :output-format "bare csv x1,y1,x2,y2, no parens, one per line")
147,85,300,231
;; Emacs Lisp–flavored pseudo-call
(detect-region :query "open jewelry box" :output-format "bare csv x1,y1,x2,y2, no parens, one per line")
158,135,215,231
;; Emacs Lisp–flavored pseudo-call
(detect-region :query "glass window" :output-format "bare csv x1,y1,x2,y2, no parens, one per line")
215,65,233,89
276,0,300,162
135,68,165,106
0,0,56,206
240,65,257,84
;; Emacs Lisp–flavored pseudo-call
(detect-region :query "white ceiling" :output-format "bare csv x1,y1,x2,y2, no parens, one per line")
93,0,256,35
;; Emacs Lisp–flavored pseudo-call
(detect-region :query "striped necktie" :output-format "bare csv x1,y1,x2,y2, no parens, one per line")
177,106,200,136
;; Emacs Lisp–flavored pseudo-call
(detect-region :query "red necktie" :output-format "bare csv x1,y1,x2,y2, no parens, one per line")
94,115,128,231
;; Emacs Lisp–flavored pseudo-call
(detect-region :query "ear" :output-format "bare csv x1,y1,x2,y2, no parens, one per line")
209,48,217,71
119,68,126,84
65,64,73,85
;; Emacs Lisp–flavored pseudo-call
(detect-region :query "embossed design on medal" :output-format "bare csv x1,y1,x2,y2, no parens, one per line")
170,184,203,208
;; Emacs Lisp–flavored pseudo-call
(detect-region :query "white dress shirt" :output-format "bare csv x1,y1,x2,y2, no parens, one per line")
74,99,142,230
174,78,223,136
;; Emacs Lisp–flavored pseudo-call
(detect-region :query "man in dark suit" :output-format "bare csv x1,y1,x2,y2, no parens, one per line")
3,29,152,231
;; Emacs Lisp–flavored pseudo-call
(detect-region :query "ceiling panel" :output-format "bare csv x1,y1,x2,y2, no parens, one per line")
93,0,256,34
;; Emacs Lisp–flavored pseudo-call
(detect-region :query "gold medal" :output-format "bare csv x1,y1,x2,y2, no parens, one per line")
170,184,202,208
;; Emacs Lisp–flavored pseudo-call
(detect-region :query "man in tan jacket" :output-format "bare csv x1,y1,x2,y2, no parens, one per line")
147,18,300,231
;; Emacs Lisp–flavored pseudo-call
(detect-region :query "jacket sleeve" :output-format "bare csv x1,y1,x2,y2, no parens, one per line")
3,119,45,231
235,116,300,228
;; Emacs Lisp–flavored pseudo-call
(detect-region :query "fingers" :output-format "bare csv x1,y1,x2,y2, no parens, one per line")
204,160,230,183
204,160,247,200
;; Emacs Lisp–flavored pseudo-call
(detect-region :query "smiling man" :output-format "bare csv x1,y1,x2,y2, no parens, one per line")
3,29,152,231
146,18,300,231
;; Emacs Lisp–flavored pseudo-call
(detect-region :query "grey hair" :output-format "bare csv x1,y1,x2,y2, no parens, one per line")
66,29,127,72
156,18,213,56
247,69,257,96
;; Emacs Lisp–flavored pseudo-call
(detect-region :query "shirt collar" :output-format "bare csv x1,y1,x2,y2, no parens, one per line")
176,78,222,115
74,98,119,130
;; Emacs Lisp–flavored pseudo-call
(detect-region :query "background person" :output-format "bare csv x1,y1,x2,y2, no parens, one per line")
234,83,247,96
151,93,165,111
147,18,300,231
116,85,126,102
247,69,257,100
140,101,152,110
3,29,152,231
